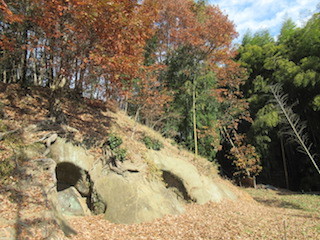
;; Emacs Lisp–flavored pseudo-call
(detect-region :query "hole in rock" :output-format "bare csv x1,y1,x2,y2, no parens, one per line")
56,162,84,191
162,171,192,202
55,162,106,215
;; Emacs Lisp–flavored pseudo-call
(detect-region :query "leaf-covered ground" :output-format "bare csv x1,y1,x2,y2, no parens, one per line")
67,190,320,240
1,183,319,240
0,84,319,239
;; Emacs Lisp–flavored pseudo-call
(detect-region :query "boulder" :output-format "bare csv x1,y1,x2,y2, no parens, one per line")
49,137,237,225
99,173,185,224
147,151,237,204
57,187,91,216
49,138,95,171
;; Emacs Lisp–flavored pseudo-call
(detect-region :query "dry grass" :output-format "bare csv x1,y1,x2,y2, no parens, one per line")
110,110,219,178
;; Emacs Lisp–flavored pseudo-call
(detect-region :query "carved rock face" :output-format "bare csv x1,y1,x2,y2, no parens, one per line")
147,151,237,204
99,173,185,224
55,161,106,216
50,138,237,224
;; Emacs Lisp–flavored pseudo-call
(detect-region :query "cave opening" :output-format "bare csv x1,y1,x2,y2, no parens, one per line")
162,170,192,202
55,162,106,215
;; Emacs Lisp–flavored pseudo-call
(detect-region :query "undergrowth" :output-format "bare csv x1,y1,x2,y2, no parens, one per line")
106,133,127,162
141,135,163,151
107,134,123,150
112,148,127,162
0,119,7,132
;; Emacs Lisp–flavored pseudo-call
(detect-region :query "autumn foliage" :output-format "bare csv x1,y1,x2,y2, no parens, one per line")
0,0,259,179
229,134,262,178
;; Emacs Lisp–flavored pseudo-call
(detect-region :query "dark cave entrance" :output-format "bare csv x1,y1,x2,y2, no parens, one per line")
162,170,192,202
56,162,83,192
55,162,106,215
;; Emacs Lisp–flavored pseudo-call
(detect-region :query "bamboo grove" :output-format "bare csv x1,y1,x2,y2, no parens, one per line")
237,13,320,190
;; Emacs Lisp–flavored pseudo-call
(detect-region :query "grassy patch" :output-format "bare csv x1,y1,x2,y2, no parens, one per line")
245,188,320,215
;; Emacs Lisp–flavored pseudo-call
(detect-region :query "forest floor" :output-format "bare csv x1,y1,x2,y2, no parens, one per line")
1,184,319,240
67,188,320,240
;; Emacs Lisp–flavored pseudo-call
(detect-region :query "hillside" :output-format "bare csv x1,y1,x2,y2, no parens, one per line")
0,84,319,240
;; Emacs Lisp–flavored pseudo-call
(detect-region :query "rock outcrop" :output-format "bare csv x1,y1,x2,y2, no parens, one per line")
48,137,237,224
57,187,91,216
100,173,184,224
147,151,237,204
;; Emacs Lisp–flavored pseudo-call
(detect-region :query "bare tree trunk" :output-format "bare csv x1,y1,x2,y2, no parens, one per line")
11,63,16,83
73,59,84,99
21,29,28,88
38,43,46,86
16,62,21,83
2,48,7,83
90,84,95,99
32,49,38,85
3,70,7,83
192,77,198,157
131,106,142,139
134,106,141,122
48,75,68,124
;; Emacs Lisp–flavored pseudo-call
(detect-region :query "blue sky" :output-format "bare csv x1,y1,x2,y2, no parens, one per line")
209,0,319,41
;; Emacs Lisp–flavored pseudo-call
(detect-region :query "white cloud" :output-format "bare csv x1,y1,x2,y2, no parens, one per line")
209,0,319,41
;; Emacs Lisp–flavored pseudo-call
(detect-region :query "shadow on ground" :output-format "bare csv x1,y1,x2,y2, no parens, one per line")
253,197,303,210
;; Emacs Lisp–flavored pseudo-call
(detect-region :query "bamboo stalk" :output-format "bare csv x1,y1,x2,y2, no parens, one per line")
280,136,290,189
271,85,320,175
192,76,198,157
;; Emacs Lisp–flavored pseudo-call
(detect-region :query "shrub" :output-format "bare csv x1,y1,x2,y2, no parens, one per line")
113,148,127,162
142,136,163,151
107,134,123,150
106,133,127,162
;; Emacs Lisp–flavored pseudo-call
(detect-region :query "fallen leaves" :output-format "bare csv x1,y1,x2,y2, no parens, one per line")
67,199,320,240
